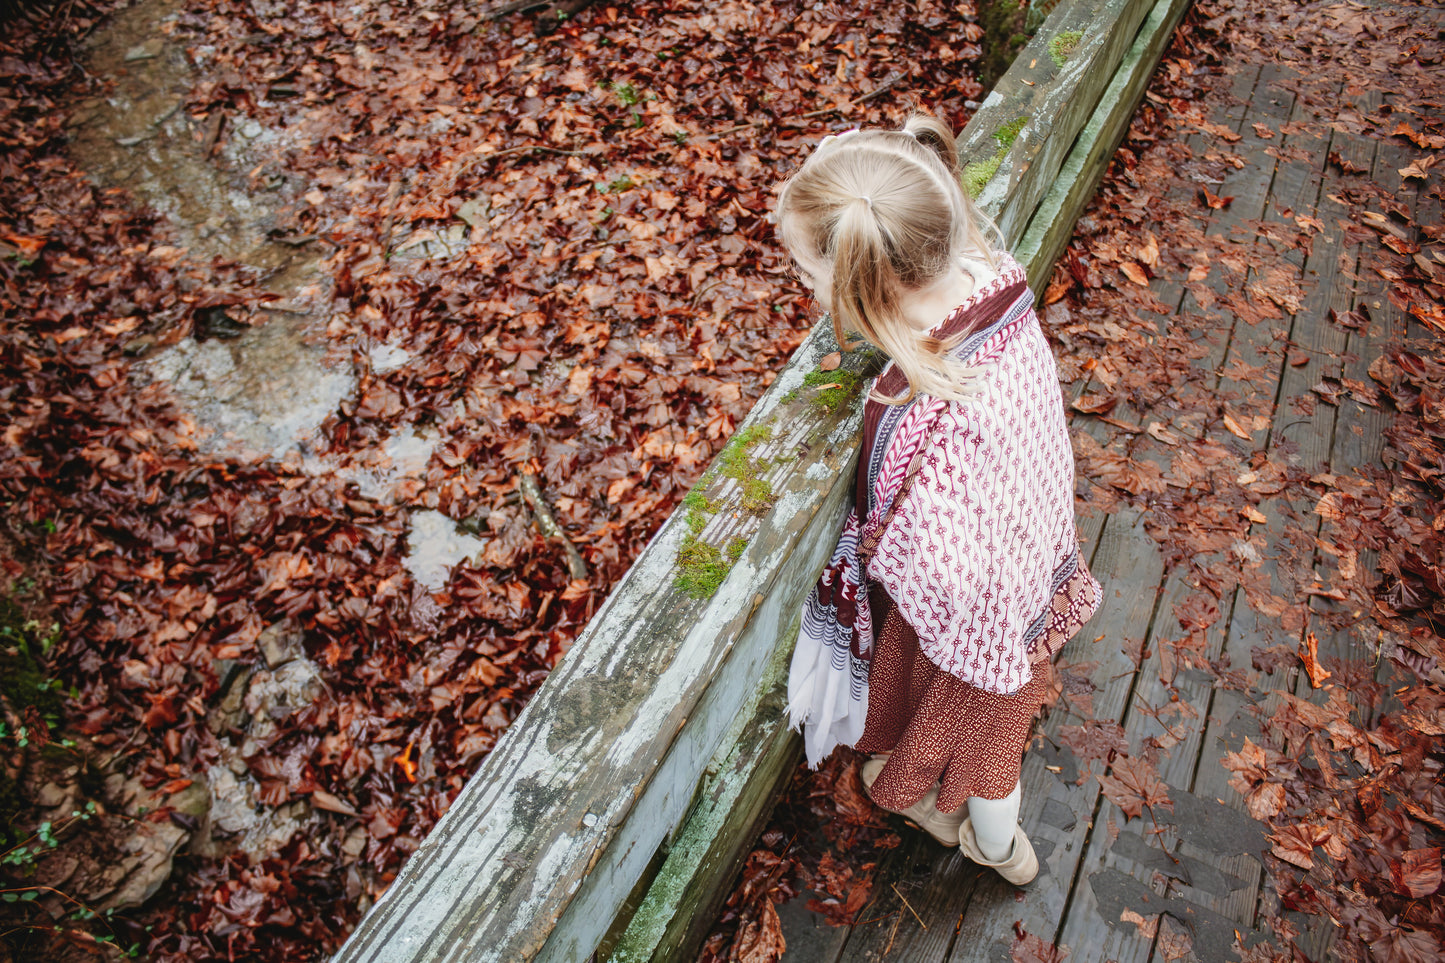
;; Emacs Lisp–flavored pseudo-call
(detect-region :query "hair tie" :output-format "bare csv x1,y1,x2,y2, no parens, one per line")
861,195,873,210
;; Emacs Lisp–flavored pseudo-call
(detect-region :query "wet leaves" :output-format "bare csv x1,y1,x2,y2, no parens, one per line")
1096,756,1173,822
1011,930,1071,963
1295,632,1334,688
1,0,980,957
1391,847,1443,899
697,750,899,962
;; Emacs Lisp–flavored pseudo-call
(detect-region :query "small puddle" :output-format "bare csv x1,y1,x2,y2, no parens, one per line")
67,0,352,459
64,0,495,586
402,511,489,592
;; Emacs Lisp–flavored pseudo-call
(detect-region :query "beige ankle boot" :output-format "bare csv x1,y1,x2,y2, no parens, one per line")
860,756,964,847
957,818,1039,884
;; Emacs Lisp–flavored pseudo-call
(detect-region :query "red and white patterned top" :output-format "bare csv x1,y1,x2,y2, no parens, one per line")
864,257,1093,694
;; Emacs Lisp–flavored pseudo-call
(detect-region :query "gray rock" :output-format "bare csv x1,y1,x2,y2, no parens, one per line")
258,619,306,668
204,749,315,862
123,39,164,62
240,656,322,756
79,769,207,910
95,818,188,909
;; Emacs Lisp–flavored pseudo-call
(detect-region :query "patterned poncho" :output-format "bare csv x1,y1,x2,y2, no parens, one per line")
788,255,1099,766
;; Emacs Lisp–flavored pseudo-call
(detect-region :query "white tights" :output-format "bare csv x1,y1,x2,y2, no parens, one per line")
966,780,1022,862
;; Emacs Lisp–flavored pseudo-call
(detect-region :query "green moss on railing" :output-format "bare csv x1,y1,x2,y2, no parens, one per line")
1049,29,1084,66
674,534,748,597
963,154,1003,199
994,115,1030,149
673,424,778,597
799,368,865,415
963,116,1032,198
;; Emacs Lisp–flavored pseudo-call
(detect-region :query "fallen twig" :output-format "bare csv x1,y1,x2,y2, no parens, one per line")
425,143,591,210
481,0,552,19
892,881,927,929
378,176,403,257
519,473,588,581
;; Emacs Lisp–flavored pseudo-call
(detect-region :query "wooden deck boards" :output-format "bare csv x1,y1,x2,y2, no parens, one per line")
772,48,1423,963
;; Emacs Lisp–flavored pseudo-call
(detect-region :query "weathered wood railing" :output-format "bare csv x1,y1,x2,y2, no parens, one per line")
332,0,1191,959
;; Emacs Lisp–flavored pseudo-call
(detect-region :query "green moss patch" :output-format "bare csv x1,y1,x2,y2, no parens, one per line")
962,116,1031,199
963,155,1003,199
715,425,777,515
0,600,65,850
799,368,865,415
994,116,1029,150
673,424,779,598
674,535,748,598
1049,30,1084,67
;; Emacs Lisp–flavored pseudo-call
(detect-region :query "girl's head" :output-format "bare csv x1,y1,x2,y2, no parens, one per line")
775,114,998,402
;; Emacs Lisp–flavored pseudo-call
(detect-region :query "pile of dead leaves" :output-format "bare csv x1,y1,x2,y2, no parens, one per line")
1,0,996,959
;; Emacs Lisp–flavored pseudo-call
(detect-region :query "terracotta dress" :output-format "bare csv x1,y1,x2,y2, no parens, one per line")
847,257,1100,813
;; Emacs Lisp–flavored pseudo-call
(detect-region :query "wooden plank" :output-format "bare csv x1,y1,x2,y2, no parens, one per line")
1015,0,1196,294
1276,125,1377,701
537,465,862,963
961,0,1160,247
1198,63,1308,671
777,898,852,963
944,507,1168,962
1310,117,1408,723
1388,132,1437,344
836,835,976,961
1167,62,1274,335
1165,62,1335,806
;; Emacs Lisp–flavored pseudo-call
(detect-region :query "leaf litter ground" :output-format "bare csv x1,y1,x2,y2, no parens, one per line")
0,0,994,959
707,2,1445,962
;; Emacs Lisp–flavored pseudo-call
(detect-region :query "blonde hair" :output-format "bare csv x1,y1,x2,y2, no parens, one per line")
776,114,1001,404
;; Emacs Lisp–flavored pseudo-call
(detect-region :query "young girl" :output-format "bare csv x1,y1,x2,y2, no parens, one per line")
781,115,1100,885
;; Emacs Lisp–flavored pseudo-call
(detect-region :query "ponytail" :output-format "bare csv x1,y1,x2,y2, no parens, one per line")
776,113,999,404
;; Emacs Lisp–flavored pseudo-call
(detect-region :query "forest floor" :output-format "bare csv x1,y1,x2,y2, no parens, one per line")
1,0,1443,962
701,2,1445,962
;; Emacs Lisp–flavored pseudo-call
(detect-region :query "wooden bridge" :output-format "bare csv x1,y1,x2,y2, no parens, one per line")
329,0,1442,958
778,9,1445,957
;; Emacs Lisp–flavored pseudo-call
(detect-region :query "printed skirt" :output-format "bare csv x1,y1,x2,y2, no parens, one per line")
853,589,1053,812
